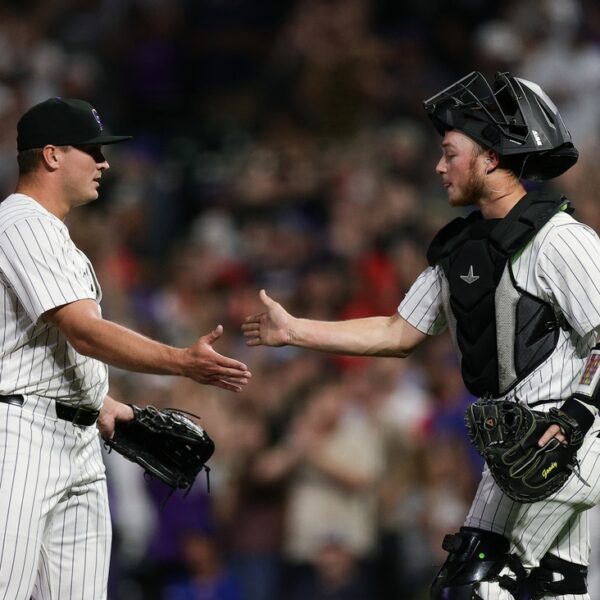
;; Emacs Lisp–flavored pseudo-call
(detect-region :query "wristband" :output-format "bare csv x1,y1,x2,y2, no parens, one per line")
559,345,600,436
560,397,595,436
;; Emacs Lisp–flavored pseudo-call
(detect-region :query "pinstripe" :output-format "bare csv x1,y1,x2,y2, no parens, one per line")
401,210,600,599
9,396,49,596
0,195,107,408
546,244,600,320
0,194,111,599
81,495,90,600
0,407,24,600
20,221,69,306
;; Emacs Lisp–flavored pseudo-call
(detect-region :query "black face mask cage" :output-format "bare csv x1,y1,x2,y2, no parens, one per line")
423,71,530,145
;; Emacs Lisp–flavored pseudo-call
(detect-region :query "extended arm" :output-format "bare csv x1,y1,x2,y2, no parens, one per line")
45,299,251,392
242,289,428,358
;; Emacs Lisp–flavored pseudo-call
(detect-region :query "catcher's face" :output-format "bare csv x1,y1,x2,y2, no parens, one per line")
436,130,487,208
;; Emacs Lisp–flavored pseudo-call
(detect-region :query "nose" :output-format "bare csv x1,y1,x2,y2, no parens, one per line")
436,156,446,175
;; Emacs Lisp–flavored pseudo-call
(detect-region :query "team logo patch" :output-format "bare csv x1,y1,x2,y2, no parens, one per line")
91,108,103,130
460,265,479,284
579,354,600,386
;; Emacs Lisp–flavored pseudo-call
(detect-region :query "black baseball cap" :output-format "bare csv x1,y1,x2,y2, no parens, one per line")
17,97,132,152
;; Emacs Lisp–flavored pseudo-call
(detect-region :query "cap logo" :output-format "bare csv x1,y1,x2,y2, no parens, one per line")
91,108,103,130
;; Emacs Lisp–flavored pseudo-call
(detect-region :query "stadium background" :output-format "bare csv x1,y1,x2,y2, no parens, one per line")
0,0,599,598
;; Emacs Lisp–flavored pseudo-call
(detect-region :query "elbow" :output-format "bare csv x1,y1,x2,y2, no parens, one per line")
56,317,101,357
70,336,96,357
64,328,96,356
43,300,103,357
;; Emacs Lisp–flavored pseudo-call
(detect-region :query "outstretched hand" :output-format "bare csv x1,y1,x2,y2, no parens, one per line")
184,325,251,392
242,289,294,347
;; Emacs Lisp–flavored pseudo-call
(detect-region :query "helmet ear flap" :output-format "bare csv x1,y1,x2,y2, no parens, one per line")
520,143,579,180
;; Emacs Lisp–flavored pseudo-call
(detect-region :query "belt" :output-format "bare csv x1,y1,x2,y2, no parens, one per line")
0,394,99,426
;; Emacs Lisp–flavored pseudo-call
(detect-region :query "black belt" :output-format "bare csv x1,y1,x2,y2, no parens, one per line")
0,394,99,426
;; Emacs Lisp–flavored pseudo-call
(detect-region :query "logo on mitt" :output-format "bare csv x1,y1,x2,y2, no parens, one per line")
465,399,586,503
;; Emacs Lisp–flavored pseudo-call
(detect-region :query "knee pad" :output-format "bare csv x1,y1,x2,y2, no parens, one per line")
527,554,588,599
430,527,526,600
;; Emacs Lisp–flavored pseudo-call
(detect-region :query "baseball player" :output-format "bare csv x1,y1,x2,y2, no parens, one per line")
243,71,600,599
0,98,251,600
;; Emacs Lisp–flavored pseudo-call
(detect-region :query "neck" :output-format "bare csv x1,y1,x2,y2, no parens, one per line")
16,179,69,220
478,178,527,220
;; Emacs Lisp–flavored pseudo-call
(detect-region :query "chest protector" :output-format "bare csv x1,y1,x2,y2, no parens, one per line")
427,191,571,398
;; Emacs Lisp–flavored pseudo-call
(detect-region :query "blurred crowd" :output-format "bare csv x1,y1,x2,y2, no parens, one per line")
1,0,600,598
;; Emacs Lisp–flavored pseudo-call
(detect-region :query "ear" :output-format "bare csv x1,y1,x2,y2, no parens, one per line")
41,145,62,171
485,151,499,169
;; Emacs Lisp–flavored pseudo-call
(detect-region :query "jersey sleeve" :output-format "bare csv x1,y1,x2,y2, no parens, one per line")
536,222,600,339
0,217,97,323
398,265,447,335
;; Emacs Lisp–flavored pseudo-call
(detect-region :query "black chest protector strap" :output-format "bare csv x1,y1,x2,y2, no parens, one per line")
427,191,572,398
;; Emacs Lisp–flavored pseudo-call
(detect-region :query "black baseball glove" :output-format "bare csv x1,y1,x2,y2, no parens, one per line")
104,405,215,492
465,399,586,503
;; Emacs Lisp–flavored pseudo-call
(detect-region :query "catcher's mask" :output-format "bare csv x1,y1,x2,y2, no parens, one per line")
423,71,578,180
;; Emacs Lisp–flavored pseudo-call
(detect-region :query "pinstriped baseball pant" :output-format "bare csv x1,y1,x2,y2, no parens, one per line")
464,431,600,600
0,396,111,600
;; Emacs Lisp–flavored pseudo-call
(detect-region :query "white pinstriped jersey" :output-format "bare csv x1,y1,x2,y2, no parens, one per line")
400,208,600,590
399,210,600,419
0,193,108,409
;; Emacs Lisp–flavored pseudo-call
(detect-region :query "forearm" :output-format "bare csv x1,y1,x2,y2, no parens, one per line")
541,341,600,446
306,451,373,491
560,342,600,434
70,317,185,375
47,298,250,392
288,315,413,357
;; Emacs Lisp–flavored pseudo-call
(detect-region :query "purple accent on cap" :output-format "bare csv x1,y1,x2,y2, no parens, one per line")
91,108,103,130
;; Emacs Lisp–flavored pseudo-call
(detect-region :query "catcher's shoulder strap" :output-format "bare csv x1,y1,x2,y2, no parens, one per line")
426,210,482,266
489,192,572,258
427,191,571,267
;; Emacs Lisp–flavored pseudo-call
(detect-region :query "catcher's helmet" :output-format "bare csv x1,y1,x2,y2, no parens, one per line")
423,71,578,180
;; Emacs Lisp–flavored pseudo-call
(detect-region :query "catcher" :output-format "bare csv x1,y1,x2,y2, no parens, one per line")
243,72,600,600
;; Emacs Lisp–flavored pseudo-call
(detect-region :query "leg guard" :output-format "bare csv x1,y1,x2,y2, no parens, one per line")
430,527,527,600
526,554,588,599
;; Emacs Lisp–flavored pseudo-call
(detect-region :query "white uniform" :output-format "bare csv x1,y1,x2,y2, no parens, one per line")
399,210,600,600
0,193,110,599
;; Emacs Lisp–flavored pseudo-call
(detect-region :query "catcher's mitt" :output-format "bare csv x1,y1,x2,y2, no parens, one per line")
465,399,586,503
104,405,215,492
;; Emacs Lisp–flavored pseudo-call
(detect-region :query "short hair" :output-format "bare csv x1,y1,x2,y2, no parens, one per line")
17,148,44,175
17,145,71,176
